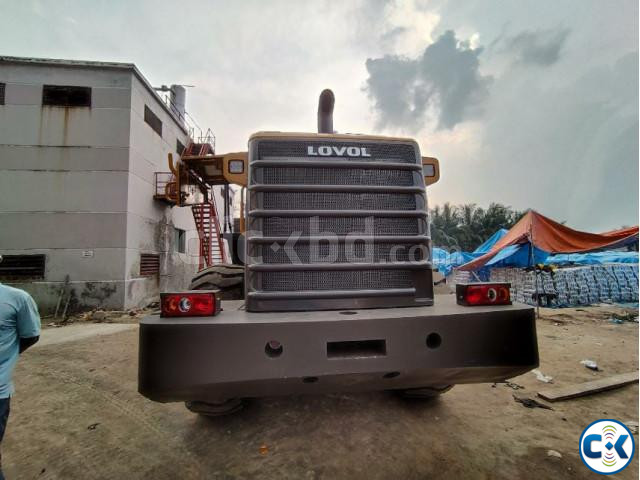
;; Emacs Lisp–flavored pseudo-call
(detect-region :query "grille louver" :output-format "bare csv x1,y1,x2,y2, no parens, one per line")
262,216,422,237
259,242,425,264
262,192,417,211
259,166,415,186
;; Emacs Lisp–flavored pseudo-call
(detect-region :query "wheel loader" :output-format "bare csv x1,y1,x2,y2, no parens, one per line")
138,90,538,415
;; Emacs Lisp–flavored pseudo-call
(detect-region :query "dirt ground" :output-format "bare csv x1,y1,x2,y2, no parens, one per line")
4,305,638,479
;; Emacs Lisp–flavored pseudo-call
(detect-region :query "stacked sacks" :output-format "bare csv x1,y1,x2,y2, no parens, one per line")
551,268,585,307
489,267,536,304
607,264,638,302
585,268,602,304
539,270,558,305
573,268,591,306
488,264,638,307
552,269,570,307
448,270,473,286
592,265,612,303
517,269,538,305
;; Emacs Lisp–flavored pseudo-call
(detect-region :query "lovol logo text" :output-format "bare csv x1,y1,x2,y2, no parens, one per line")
307,145,371,157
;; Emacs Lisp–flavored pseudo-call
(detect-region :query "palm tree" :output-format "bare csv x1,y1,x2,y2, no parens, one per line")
456,203,485,251
430,202,525,251
430,202,460,250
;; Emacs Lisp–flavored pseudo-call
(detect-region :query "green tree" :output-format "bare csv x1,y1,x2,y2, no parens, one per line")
457,203,486,251
430,202,461,250
430,202,525,251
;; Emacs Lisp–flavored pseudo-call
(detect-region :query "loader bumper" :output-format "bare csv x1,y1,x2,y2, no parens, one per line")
138,294,538,402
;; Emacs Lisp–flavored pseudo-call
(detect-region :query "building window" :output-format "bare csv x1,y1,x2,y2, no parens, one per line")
42,85,92,107
176,139,185,156
140,253,160,277
144,105,162,137
0,254,45,280
174,228,186,253
0,83,5,105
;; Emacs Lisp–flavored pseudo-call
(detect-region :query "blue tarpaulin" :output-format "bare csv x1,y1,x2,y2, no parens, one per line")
483,244,549,268
432,247,449,267
545,251,639,266
433,229,533,275
432,248,477,276
473,229,508,254
432,247,456,276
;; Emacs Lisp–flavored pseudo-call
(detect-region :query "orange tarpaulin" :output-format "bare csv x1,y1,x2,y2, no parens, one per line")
600,226,639,237
458,210,639,271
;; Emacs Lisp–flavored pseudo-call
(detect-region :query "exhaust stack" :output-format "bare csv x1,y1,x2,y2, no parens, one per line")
317,89,335,134
170,84,186,125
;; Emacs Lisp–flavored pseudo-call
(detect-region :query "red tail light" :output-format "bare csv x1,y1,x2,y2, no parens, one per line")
160,291,221,317
456,283,511,306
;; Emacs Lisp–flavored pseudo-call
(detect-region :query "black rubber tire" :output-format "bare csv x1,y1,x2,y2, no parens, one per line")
189,264,245,300
397,385,454,399
187,266,245,416
185,399,245,417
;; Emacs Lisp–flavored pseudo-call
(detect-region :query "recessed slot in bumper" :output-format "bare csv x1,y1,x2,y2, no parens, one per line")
327,339,387,359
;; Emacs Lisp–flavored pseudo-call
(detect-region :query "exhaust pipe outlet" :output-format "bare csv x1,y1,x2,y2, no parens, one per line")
317,89,335,134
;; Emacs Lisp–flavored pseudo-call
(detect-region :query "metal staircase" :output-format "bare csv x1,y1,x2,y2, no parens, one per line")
192,198,227,270
154,137,227,271
183,140,226,270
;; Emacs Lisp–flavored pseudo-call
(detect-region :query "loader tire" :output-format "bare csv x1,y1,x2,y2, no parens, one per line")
189,264,245,300
397,385,454,399
185,399,244,417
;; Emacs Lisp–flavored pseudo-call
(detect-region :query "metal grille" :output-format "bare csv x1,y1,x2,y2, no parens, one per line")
0,255,45,279
260,242,424,264
258,167,414,186
263,192,416,210
140,254,160,276
262,216,421,236
258,141,416,163
247,137,432,311
262,269,413,292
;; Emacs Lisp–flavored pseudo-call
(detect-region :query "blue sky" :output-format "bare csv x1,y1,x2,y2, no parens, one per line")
1,0,637,231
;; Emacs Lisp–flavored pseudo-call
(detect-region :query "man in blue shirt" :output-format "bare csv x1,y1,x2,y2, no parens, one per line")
0,255,41,479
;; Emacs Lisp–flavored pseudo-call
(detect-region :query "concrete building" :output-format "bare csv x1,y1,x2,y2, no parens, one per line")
0,56,223,312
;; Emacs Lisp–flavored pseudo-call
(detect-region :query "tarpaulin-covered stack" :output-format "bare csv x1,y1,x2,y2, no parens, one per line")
455,211,639,307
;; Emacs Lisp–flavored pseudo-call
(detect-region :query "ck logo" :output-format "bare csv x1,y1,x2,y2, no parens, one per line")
579,419,635,474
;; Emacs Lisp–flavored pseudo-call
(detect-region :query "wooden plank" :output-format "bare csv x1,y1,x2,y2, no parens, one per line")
538,371,638,402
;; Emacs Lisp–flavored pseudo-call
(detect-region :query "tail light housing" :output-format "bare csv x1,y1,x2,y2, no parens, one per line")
456,283,511,306
160,291,221,317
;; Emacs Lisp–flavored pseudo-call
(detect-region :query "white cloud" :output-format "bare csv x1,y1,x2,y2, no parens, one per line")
381,0,441,57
